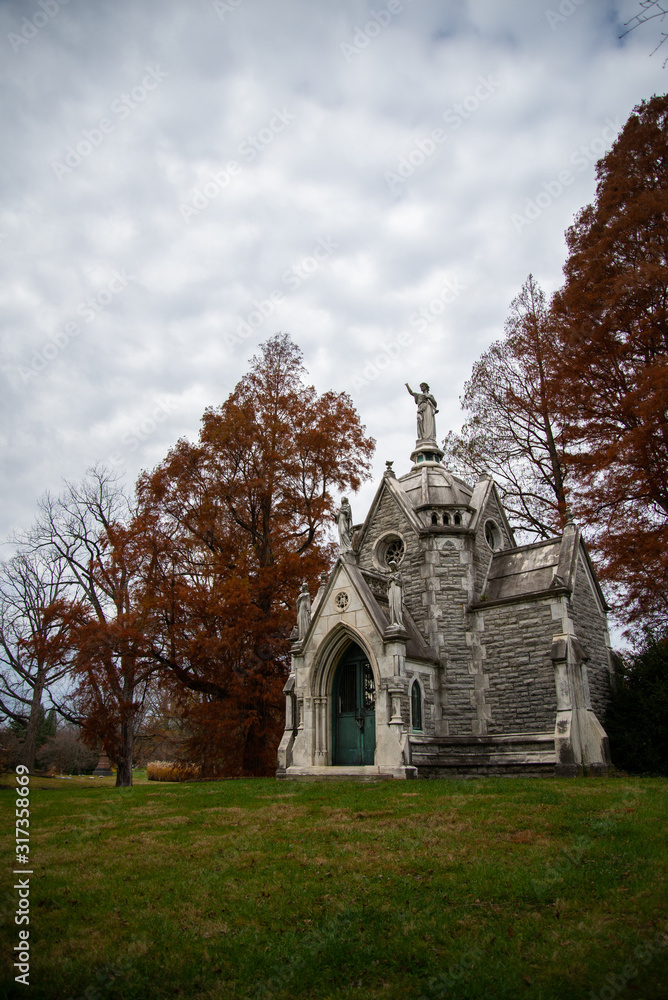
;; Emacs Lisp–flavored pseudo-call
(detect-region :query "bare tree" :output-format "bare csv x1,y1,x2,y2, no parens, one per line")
26,466,157,786
0,551,72,771
443,275,568,541
621,1,668,65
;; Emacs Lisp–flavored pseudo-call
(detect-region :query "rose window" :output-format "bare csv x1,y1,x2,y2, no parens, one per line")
384,538,405,566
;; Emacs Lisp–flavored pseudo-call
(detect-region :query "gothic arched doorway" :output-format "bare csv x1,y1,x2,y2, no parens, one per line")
332,642,376,765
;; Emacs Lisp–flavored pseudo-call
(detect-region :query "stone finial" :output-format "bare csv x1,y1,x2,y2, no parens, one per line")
384,460,396,477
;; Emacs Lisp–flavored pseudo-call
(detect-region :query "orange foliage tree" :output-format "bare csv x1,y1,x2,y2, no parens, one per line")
138,334,375,775
551,94,668,626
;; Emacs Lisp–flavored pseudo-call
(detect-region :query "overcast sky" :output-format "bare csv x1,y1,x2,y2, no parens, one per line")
0,0,665,547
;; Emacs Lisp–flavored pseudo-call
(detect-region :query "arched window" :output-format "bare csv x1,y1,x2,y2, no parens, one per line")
375,533,405,569
442,513,449,526
484,520,502,551
411,680,423,732
454,512,461,526
431,512,438,525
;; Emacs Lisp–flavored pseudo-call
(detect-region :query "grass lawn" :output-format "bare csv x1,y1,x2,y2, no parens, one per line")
1,772,667,999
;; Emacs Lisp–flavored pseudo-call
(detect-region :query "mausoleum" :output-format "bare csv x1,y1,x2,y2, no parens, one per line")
277,383,613,779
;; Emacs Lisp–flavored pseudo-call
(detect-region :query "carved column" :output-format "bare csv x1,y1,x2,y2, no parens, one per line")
313,696,328,764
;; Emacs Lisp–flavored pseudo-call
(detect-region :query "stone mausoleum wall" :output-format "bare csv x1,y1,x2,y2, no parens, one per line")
569,553,613,720
474,599,557,734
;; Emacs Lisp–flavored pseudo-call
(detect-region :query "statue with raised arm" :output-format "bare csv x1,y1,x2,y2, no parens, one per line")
387,560,404,627
405,382,439,442
336,497,354,553
296,582,311,640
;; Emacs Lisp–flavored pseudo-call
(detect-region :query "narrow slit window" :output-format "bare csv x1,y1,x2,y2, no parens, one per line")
411,681,423,732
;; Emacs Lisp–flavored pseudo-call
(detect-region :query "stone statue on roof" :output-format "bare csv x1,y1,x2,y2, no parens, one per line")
336,497,354,553
296,582,311,640
405,382,439,442
387,559,404,627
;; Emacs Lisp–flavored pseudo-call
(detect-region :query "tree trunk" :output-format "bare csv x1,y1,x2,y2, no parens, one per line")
22,674,45,773
114,720,134,787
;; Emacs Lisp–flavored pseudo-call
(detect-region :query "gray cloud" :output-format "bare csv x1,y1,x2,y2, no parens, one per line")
0,0,663,544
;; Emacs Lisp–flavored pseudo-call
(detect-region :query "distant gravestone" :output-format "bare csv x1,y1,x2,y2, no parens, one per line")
93,752,113,776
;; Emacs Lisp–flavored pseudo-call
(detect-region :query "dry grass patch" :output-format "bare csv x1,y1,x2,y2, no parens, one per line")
147,760,201,782
152,814,191,827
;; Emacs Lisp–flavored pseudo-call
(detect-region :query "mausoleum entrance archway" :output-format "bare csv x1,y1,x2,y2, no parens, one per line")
309,625,377,766
332,642,376,765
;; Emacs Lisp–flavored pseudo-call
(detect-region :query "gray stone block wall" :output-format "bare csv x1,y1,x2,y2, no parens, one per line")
569,553,612,719
433,537,477,735
476,600,557,733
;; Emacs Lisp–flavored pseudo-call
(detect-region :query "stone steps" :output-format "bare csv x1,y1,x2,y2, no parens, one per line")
277,765,417,781
409,732,556,777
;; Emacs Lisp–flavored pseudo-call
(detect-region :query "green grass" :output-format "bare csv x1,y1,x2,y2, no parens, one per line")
1,773,667,999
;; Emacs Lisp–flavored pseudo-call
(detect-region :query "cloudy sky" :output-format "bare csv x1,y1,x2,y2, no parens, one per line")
0,0,665,546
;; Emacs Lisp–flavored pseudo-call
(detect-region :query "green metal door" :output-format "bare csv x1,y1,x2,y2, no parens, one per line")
333,644,375,765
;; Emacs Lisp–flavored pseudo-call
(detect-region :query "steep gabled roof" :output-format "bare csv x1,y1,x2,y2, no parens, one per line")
474,521,609,610
482,537,562,602
296,555,439,664
352,471,423,554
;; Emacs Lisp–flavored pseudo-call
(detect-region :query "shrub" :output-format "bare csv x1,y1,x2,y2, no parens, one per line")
0,726,24,773
36,727,100,775
605,628,668,775
147,760,202,782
